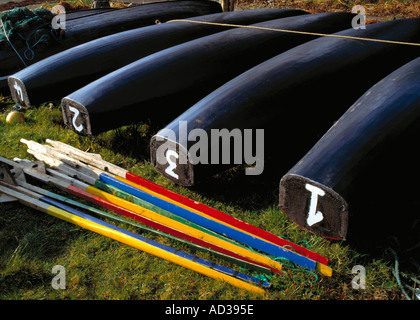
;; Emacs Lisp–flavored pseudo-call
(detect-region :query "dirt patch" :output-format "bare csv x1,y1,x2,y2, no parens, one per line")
0,0,48,12
236,0,420,20
2,0,419,19
0,0,131,12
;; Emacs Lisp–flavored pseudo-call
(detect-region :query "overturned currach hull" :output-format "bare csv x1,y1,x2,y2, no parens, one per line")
60,12,355,136
1,0,222,94
149,18,420,187
279,57,420,240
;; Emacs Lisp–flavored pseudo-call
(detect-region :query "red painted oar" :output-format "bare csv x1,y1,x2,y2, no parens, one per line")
20,147,329,276
127,171,329,264
64,183,281,274
45,139,328,265
3,156,282,275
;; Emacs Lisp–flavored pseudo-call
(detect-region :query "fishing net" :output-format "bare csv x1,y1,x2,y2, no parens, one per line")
0,7,62,62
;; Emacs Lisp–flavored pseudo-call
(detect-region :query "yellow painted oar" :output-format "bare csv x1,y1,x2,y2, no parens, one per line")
10,158,284,274
0,184,267,295
113,175,332,277
36,139,330,268
83,183,284,273
28,139,265,236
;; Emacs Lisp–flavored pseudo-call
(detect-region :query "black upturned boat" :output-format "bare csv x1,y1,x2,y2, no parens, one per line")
279,57,420,240
1,0,222,94
149,18,420,187
60,12,355,136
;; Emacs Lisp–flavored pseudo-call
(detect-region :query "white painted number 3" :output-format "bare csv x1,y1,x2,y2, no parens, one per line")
305,183,325,226
165,150,179,179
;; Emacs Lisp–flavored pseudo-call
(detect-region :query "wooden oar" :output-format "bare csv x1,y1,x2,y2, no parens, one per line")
44,138,329,266
0,182,268,294
0,177,271,290
19,147,251,247
21,141,330,276
9,171,271,275
5,156,284,274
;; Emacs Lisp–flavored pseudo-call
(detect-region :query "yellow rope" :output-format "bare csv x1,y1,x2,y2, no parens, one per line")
167,19,420,47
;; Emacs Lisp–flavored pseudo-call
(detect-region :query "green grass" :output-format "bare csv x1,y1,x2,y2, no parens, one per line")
1,0,419,302
0,99,413,300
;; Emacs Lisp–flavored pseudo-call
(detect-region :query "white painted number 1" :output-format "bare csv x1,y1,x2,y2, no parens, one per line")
305,183,325,226
165,150,179,179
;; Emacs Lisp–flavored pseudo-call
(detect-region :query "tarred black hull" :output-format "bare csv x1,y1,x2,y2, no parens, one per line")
60,12,354,136
1,0,222,95
149,18,420,187
279,57,420,241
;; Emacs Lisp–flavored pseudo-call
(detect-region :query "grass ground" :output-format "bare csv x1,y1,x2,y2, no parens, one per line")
0,0,419,303
0,103,413,301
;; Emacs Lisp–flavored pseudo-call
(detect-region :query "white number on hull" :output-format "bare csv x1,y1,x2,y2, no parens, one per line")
165,150,179,179
68,106,84,132
14,82,24,101
305,183,325,226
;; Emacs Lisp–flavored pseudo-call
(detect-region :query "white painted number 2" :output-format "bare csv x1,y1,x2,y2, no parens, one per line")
165,150,179,179
68,106,84,132
305,183,325,226
14,82,23,101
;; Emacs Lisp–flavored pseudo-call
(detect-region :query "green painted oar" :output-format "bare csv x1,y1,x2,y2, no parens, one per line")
16,177,271,274
4,156,283,274
0,182,268,295
22,145,248,247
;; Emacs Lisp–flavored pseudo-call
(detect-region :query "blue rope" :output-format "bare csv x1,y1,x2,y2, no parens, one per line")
18,31,50,61
0,18,27,67
390,248,418,300
1,8,62,64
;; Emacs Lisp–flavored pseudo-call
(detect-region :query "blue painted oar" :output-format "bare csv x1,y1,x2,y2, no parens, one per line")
38,195,271,288
100,173,317,271
18,140,330,275
17,178,271,274
0,183,267,294
44,138,328,266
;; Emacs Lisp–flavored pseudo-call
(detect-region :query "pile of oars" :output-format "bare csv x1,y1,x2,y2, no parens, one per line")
0,139,331,294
